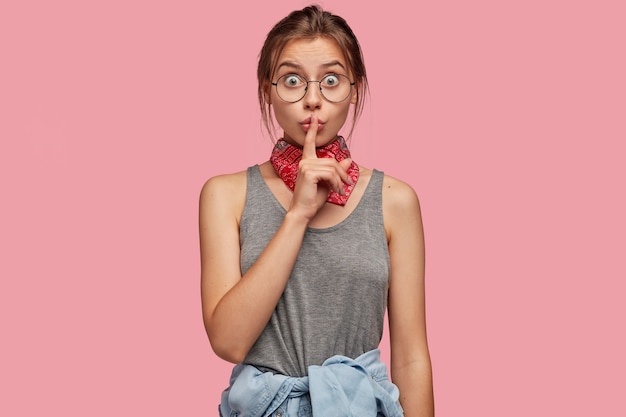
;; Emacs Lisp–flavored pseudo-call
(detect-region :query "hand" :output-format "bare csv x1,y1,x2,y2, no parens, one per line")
288,115,354,222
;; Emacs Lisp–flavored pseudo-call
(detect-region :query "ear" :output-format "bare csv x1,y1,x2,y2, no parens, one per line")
350,83,358,105
262,81,272,104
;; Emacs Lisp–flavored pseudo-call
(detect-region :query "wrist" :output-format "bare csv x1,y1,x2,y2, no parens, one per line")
283,210,312,229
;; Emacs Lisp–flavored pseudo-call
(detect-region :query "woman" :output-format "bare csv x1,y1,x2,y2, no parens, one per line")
200,5,434,416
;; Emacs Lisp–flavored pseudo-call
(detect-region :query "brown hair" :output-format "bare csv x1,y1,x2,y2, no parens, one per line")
257,4,369,139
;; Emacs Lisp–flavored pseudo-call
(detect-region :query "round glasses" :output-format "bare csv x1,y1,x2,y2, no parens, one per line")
271,74,355,103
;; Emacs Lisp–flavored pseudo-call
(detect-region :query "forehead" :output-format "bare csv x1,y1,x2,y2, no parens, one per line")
275,37,349,72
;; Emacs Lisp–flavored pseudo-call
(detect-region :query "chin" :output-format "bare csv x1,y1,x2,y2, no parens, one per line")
317,135,339,147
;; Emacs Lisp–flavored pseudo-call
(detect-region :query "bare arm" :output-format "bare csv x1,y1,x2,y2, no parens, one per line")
200,116,353,363
384,177,434,417
200,175,309,362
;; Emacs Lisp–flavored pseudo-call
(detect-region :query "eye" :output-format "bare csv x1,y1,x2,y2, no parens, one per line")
322,74,340,87
282,74,304,88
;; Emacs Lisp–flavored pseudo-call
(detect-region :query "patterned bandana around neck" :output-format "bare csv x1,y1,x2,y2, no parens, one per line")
270,136,360,206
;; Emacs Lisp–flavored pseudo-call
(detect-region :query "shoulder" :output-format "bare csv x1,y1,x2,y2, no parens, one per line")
379,172,423,240
200,168,248,196
200,168,248,204
199,168,249,224
381,173,421,212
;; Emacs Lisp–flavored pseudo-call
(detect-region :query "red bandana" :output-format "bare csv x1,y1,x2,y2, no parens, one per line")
270,136,360,206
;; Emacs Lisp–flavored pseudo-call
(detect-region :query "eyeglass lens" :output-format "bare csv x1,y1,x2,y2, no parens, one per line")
275,74,352,103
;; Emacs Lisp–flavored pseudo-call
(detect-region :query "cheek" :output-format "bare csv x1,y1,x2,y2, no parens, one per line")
272,101,286,117
337,103,352,122
271,103,294,130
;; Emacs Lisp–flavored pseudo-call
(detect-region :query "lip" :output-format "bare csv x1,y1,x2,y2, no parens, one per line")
300,117,325,132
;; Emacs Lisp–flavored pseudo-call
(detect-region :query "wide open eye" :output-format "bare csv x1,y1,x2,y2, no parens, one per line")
322,74,341,87
282,74,305,88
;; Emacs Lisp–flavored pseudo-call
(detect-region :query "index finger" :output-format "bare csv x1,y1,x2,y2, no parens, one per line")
302,115,319,159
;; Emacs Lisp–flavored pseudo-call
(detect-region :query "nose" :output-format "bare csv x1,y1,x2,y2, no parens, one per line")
302,81,322,110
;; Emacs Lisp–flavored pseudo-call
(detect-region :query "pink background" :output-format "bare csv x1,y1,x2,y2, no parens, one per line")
1,0,624,415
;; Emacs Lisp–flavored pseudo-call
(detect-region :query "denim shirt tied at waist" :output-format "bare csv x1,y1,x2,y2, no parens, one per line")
219,349,404,417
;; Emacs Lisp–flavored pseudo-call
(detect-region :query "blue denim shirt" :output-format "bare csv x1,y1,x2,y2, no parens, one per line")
219,349,403,417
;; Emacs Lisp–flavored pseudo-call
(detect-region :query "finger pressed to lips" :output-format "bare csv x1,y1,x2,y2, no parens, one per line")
300,123,324,133
302,115,319,159
300,116,325,134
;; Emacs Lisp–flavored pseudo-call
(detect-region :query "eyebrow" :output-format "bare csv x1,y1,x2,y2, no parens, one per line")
276,60,347,72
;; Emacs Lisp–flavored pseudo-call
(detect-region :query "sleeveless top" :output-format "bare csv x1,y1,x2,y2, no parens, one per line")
241,165,390,377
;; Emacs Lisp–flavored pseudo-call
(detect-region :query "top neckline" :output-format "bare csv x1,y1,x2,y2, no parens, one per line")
250,164,381,233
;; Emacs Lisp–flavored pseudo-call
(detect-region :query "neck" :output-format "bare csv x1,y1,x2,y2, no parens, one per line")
281,134,340,149
269,135,359,206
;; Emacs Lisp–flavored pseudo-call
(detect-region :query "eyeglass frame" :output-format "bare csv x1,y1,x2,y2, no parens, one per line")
271,73,356,103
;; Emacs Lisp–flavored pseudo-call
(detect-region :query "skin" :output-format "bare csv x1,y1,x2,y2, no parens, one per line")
200,37,434,416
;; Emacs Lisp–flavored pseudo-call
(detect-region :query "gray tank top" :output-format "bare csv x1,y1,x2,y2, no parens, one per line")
241,165,390,377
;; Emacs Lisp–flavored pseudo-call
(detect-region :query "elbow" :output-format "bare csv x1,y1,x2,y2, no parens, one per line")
211,343,247,364
204,311,251,363
206,327,249,364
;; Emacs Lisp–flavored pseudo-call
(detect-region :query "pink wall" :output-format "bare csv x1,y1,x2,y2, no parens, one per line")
1,0,624,415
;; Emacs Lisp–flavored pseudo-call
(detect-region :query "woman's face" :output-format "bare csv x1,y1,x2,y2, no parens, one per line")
269,37,357,147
